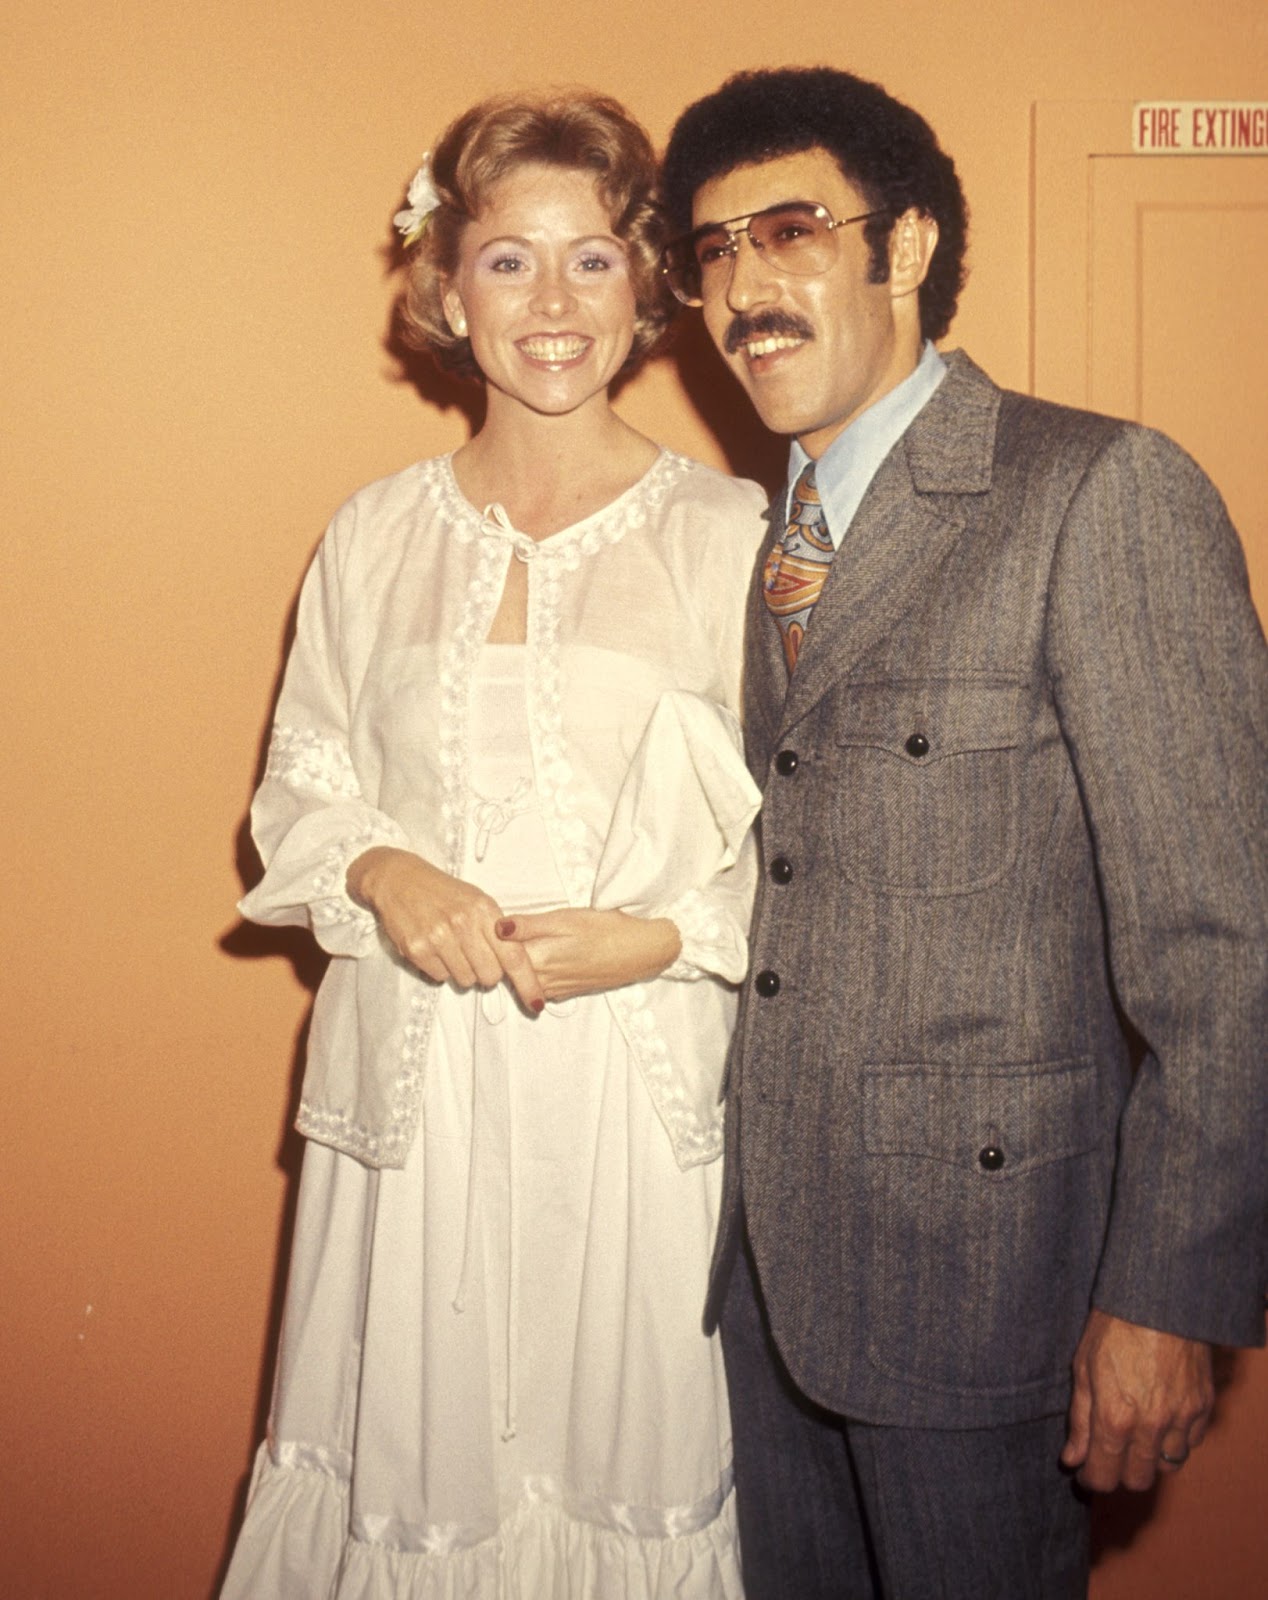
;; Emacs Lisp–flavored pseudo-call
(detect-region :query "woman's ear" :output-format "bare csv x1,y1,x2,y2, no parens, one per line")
442,284,468,338
888,209,939,301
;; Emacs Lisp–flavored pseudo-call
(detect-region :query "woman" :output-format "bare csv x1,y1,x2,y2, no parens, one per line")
220,91,766,1598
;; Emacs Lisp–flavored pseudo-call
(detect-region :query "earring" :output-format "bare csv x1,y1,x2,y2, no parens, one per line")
449,309,468,337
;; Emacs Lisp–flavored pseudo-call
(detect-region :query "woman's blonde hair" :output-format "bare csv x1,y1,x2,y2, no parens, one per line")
398,91,674,379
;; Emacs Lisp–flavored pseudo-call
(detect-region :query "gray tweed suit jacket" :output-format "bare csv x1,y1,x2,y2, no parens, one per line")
716,350,1268,1429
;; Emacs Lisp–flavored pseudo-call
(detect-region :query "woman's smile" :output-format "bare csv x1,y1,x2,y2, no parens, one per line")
514,332,594,368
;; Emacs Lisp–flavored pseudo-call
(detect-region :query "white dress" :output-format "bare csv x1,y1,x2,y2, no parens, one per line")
221,454,767,1598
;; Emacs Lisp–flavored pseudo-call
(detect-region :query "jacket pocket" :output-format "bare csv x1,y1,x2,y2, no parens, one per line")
860,1059,1108,1396
828,680,1021,895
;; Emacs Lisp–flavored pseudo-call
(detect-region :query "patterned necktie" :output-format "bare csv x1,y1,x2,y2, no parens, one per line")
762,462,835,674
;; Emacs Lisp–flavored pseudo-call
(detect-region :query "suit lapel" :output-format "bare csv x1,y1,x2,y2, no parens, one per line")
744,504,787,773
773,351,1003,737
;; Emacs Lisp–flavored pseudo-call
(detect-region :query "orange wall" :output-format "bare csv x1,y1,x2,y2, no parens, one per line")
2,3,1264,1595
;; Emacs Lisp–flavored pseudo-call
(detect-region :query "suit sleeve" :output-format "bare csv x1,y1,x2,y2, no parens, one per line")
1046,425,1268,1346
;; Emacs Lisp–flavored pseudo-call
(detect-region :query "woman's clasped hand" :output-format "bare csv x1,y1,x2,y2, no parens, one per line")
346,845,546,1010
348,847,683,1009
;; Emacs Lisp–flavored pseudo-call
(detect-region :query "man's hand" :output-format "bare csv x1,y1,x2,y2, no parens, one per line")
1061,1308,1214,1491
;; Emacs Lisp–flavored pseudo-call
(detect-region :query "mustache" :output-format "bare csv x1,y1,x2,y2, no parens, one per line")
724,309,814,354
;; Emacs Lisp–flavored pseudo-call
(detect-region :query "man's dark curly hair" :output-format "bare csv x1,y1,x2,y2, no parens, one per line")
661,66,968,342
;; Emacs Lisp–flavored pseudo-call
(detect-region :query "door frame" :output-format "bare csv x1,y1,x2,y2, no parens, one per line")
1031,100,1135,406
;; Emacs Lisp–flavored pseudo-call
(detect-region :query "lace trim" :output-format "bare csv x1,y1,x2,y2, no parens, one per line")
423,448,690,565
434,529,507,866
265,725,363,799
309,821,408,940
608,984,723,1167
653,888,743,982
297,1097,404,1169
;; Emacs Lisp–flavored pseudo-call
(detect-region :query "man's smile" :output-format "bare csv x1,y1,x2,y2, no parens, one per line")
724,310,815,367
741,332,806,360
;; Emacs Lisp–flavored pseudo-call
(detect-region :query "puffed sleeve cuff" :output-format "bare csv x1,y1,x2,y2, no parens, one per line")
651,885,749,984
239,811,411,959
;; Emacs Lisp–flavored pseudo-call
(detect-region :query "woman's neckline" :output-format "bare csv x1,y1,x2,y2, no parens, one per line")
438,446,671,547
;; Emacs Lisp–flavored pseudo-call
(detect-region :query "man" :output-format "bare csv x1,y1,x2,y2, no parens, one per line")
661,67,1268,1598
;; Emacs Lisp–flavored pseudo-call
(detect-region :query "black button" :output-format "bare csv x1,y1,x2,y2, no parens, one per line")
774,749,799,776
755,970,781,997
978,1145,1005,1171
769,856,794,884
905,733,930,758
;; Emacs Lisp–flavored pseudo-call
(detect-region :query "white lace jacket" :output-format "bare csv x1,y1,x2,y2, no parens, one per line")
240,449,768,1169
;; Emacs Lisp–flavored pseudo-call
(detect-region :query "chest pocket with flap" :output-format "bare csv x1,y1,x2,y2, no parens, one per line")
827,680,1022,896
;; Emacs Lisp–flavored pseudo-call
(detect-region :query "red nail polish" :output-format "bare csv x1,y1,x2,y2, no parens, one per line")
531,998,544,1014
496,919,515,938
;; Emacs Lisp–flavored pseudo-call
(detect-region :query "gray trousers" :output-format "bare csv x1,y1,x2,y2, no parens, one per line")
721,1233,1090,1600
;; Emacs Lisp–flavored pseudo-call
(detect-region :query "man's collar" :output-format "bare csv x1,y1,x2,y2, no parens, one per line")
785,342,948,542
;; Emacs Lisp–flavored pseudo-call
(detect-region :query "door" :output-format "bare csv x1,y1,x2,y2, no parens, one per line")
1034,101,1268,611
1033,100,1268,1599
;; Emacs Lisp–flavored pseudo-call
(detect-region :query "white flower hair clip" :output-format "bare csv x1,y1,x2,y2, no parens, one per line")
394,155,441,246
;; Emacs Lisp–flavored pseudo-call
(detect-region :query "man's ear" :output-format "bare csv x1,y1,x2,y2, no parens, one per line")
888,209,939,302
441,284,468,338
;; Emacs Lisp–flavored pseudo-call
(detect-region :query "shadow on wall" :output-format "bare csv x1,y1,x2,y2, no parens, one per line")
666,312,787,494
381,231,485,435
386,333,486,438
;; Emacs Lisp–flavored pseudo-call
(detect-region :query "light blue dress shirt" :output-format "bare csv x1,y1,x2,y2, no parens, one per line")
784,340,947,547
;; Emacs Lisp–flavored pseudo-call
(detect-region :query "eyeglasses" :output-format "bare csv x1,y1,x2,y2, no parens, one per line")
661,201,890,307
